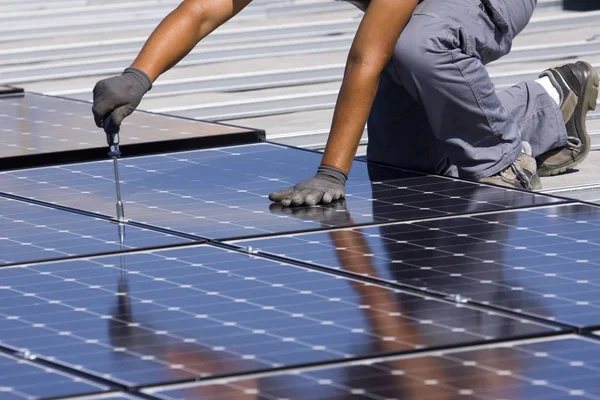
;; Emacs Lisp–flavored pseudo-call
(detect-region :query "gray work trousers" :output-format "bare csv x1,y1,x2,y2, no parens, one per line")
366,0,568,180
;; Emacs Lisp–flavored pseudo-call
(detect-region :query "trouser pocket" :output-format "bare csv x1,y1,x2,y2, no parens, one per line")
480,0,509,34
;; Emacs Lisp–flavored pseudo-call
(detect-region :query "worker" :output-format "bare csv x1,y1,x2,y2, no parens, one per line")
92,0,598,207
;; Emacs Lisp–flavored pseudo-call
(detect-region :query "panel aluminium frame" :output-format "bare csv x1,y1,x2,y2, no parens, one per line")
0,85,24,98
0,92,265,171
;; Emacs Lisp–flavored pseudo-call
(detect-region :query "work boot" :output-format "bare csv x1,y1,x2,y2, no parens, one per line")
480,152,541,191
536,61,599,177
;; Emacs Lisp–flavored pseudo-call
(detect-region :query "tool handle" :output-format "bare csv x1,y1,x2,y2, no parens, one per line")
104,115,121,157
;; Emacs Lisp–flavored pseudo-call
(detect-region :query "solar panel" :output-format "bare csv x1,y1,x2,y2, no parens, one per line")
147,335,600,400
0,350,108,399
0,93,264,170
232,203,600,329
0,196,191,266
0,244,558,388
0,143,567,240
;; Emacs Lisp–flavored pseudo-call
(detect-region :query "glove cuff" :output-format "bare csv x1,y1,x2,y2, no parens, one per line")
316,165,348,185
123,67,153,92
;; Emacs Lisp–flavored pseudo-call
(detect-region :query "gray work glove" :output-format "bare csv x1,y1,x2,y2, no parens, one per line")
92,67,153,133
268,165,347,207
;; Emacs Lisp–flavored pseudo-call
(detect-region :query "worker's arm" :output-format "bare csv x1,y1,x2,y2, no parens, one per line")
269,0,418,207
92,0,252,132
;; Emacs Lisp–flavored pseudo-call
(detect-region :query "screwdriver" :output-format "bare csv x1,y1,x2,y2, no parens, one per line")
104,115,125,223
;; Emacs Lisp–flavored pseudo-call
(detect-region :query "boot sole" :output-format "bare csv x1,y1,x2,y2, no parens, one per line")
539,63,599,177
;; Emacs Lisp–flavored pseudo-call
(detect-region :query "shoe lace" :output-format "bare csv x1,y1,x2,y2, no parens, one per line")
565,137,582,151
508,159,533,191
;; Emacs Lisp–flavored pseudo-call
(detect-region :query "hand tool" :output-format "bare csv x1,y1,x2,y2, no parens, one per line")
104,115,125,222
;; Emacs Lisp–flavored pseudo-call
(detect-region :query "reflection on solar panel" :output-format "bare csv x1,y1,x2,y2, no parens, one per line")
0,93,264,170
148,335,600,400
0,143,565,240
0,351,108,399
233,203,600,328
0,195,191,266
1,88,598,400
0,244,558,388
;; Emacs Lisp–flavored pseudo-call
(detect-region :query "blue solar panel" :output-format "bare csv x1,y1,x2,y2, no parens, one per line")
0,93,262,170
0,196,191,266
148,335,600,400
233,203,600,328
0,244,558,388
0,350,108,399
0,143,567,240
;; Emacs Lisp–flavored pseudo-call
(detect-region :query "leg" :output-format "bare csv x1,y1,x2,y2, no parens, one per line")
387,0,539,187
366,68,458,177
480,0,598,176
497,81,567,158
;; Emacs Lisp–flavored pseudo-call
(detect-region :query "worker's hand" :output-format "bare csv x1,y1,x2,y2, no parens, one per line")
268,165,347,207
92,67,153,133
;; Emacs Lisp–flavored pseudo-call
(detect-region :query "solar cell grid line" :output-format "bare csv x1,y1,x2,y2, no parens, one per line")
0,195,192,267
231,203,600,330
0,244,561,388
146,335,600,400
0,142,567,241
0,348,110,400
0,93,264,170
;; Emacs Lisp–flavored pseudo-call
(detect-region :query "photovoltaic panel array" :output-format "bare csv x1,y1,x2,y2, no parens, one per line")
0,143,566,240
0,244,558,388
233,203,600,329
0,195,191,266
0,350,109,400
148,335,600,400
0,93,264,170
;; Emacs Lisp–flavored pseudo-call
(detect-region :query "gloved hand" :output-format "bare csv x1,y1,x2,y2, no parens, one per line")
92,67,153,133
268,165,347,206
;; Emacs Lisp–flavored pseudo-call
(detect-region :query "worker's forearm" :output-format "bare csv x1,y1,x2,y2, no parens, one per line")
320,62,380,174
131,0,251,81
